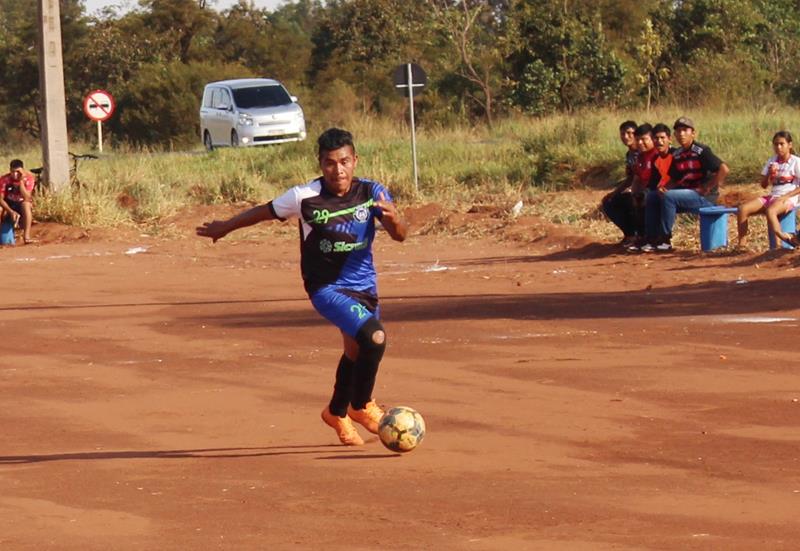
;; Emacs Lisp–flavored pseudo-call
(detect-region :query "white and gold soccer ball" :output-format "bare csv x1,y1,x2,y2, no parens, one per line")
378,406,426,453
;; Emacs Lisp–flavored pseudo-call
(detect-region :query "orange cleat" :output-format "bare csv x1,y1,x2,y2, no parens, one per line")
321,408,364,446
347,400,384,434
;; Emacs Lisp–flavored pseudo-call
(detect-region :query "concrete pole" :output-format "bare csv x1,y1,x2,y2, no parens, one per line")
37,0,70,192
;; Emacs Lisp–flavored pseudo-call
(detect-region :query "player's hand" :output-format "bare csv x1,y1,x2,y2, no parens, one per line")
374,191,400,223
195,220,230,243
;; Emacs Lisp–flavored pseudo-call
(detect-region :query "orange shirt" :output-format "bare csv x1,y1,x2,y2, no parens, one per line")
654,152,673,188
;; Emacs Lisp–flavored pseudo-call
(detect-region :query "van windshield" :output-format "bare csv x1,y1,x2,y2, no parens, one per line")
232,85,292,109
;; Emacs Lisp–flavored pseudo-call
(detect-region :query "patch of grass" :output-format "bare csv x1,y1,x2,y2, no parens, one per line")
11,107,800,245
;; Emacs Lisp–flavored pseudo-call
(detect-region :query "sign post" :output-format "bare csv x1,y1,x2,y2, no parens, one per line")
83,89,115,152
393,63,427,194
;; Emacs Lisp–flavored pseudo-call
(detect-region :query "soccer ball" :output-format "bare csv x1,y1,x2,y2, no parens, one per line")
378,406,426,453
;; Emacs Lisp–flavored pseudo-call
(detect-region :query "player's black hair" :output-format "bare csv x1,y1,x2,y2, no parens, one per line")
652,123,671,136
9,159,23,169
318,128,355,157
634,123,653,137
619,120,637,132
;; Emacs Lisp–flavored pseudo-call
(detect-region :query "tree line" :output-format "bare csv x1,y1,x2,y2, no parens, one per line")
1,0,798,147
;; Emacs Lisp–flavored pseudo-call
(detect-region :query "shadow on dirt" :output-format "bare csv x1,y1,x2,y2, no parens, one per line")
189,275,800,330
0,444,357,464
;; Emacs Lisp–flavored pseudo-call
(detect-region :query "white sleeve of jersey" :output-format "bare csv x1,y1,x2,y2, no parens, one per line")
271,186,302,220
270,180,322,220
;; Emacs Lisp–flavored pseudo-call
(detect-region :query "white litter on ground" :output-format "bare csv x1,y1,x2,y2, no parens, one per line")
718,316,796,324
125,246,148,255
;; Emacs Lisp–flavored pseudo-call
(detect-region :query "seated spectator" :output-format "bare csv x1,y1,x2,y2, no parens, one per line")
657,117,729,251
0,159,37,244
626,123,658,252
601,120,640,247
737,131,800,249
752,130,800,248
641,123,675,251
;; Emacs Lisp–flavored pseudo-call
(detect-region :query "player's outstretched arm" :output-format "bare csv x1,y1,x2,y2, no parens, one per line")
195,203,277,243
374,191,408,242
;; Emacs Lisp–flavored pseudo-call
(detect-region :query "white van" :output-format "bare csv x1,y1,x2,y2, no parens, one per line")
200,78,307,149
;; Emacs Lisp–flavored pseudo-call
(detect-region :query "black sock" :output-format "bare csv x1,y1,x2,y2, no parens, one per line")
328,354,355,417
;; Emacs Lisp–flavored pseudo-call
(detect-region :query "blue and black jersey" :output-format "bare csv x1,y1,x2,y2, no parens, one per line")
269,177,391,296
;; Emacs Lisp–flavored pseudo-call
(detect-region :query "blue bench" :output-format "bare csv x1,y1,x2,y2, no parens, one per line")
698,205,797,251
698,206,737,251
767,209,797,250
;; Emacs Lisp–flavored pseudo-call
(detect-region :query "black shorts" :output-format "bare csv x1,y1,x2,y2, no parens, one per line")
7,200,23,216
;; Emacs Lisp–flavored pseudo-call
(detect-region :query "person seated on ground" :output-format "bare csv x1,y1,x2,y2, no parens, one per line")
656,117,729,252
641,123,675,252
0,159,37,244
625,123,658,252
0,175,20,237
601,120,639,247
737,131,800,249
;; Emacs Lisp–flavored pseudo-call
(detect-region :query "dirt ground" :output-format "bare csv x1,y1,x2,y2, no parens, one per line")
1,206,799,550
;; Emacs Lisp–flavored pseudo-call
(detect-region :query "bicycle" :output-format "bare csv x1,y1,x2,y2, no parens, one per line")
32,151,98,193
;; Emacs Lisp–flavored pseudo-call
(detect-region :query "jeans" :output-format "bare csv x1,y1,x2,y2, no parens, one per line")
660,189,715,238
644,189,662,240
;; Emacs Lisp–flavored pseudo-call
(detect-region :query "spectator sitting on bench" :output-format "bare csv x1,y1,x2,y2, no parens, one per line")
641,123,675,252
656,117,729,252
0,159,36,244
737,131,800,249
626,123,658,252
741,131,800,247
601,120,640,248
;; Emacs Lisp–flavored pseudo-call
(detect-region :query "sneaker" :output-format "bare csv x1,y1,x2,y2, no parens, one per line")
347,400,384,434
640,243,655,253
655,242,673,252
321,408,364,446
625,243,640,252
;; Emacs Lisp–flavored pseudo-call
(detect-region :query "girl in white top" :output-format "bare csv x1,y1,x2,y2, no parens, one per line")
737,130,800,248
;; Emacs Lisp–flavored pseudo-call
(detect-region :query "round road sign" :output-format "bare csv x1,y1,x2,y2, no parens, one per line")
83,89,115,122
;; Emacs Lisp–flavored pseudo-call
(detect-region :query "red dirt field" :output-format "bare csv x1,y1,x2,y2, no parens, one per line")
1,210,799,550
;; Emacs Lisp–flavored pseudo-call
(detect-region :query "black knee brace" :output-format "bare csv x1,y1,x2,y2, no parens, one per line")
351,317,386,409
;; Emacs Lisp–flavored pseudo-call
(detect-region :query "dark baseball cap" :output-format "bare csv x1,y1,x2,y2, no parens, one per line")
673,116,695,130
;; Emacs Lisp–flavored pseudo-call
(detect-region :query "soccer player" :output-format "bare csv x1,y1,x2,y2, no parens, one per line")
196,128,408,445
601,120,640,247
657,117,729,251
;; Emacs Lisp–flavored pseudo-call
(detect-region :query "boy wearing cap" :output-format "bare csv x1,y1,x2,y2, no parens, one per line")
657,117,729,251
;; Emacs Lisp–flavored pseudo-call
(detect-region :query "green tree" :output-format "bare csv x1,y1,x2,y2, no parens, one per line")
507,1,626,114
630,18,669,111
429,1,511,127
139,0,217,63
309,0,435,114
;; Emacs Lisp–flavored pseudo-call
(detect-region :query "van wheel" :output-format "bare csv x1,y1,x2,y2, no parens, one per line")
231,130,239,147
203,131,213,151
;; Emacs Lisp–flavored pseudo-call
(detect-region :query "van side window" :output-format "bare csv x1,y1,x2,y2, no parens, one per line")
202,88,214,108
218,89,231,109
211,88,222,108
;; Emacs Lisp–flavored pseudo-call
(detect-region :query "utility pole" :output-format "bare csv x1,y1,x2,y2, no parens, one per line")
37,0,70,191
